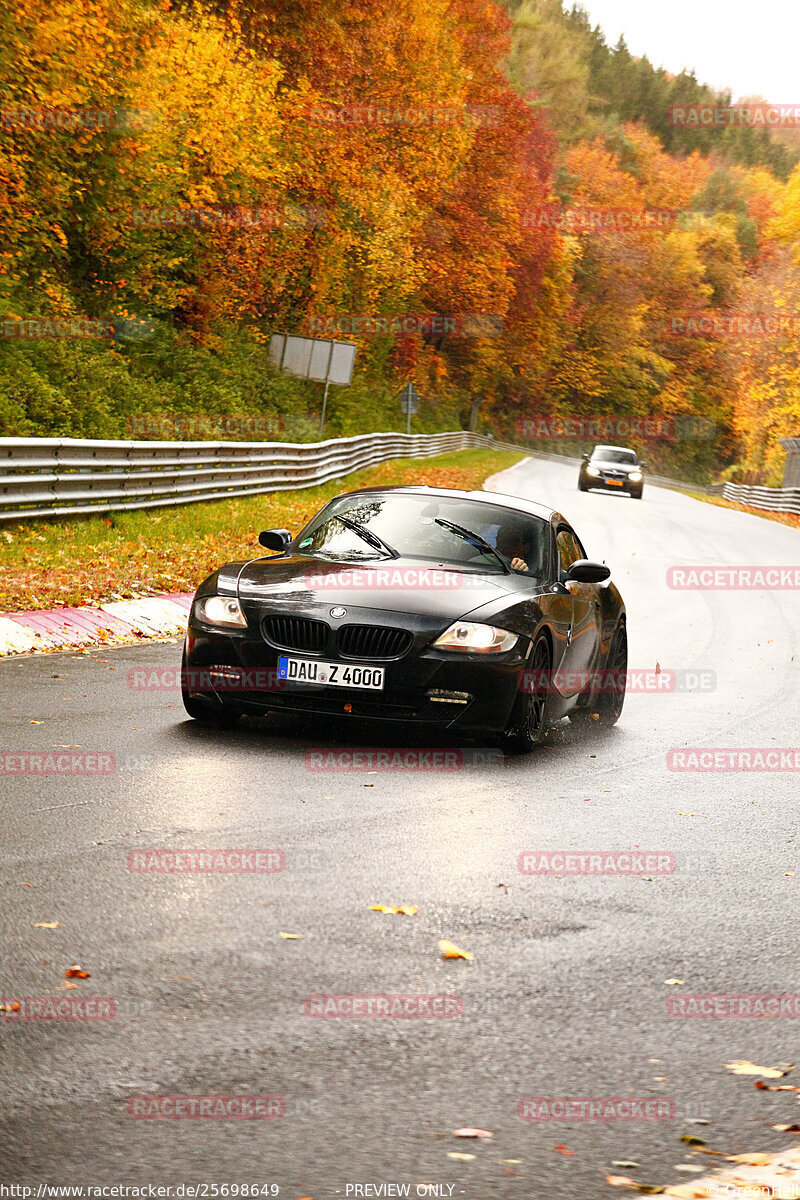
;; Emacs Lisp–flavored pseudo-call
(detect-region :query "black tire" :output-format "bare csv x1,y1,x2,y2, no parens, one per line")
632,489,643,500
578,477,588,492
570,621,627,729
503,633,551,752
181,652,241,728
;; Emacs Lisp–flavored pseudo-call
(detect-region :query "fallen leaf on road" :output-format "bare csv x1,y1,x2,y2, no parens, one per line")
672,1165,703,1173
439,939,474,960
453,1128,493,1139
368,904,419,916
30,720,43,725
0,1003,21,1013
723,1060,785,1078
553,1144,576,1157
726,1153,773,1165
772,1123,800,1131
664,979,684,985
446,1152,475,1161
65,965,90,978
612,1161,641,1169
278,932,303,940
33,922,59,929
754,1080,800,1091
680,1135,705,1146
605,1176,640,1190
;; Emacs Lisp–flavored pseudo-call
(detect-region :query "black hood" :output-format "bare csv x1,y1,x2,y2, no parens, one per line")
215,554,526,621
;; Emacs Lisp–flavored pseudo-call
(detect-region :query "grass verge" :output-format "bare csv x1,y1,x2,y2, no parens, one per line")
0,448,524,612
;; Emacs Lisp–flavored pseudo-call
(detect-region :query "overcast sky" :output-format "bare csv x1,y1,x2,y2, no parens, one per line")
576,0,800,102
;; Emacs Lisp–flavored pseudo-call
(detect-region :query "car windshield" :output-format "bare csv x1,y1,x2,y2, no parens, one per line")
296,493,550,577
592,447,638,465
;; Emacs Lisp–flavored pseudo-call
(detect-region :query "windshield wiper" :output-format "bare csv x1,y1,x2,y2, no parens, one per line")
434,518,511,574
334,515,399,559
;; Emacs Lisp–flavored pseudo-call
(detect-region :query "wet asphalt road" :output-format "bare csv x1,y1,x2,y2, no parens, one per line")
1,455,799,1197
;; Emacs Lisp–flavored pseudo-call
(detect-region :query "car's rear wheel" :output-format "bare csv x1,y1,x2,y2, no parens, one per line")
503,633,551,752
181,651,241,728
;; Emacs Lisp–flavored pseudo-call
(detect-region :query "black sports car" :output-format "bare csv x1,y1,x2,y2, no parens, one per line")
182,486,627,749
578,444,645,498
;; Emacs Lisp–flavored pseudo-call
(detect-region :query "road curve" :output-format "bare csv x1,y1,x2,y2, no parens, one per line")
1,455,799,1196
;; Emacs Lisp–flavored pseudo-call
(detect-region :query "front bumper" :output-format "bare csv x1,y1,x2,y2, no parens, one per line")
583,472,643,495
183,605,529,736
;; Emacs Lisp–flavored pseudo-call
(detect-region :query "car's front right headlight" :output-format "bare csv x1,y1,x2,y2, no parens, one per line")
432,621,519,654
586,465,601,477
194,595,247,629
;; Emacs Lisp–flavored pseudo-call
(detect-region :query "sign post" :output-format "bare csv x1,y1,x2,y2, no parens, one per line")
400,382,420,434
269,334,356,434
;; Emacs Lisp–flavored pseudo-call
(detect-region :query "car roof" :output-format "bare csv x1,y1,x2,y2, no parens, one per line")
592,444,636,454
333,484,560,522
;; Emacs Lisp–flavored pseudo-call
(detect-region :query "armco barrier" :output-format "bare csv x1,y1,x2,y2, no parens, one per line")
721,481,800,516
0,432,524,521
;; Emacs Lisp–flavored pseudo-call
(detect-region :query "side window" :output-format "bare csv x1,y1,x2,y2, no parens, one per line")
556,527,583,575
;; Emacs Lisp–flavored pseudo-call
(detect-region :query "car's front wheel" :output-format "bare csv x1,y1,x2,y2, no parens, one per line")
181,651,241,728
503,633,551,752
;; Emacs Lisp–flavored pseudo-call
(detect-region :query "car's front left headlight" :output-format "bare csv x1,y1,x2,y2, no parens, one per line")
586,465,601,477
432,621,519,654
194,595,247,629
628,471,643,482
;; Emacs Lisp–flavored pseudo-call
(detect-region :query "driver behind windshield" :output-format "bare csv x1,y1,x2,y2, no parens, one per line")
496,520,537,574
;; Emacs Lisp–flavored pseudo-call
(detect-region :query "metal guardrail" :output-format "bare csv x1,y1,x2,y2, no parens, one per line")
0,432,524,521
3,429,788,522
721,481,800,515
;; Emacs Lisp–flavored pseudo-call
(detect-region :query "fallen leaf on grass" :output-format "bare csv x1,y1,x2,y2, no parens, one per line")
553,1143,575,1157
723,1060,786,1078
33,922,59,929
439,939,474,960
368,904,419,916
453,1128,493,1139
278,932,303,940
65,965,90,978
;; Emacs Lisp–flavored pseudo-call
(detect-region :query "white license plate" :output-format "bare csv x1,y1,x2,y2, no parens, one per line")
277,656,384,690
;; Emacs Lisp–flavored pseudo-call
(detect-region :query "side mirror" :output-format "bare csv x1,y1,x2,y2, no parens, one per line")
581,453,590,461
567,559,611,584
639,461,647,470
259,528,291,551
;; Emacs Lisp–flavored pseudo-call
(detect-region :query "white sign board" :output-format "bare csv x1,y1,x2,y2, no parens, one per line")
269,333,355,386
